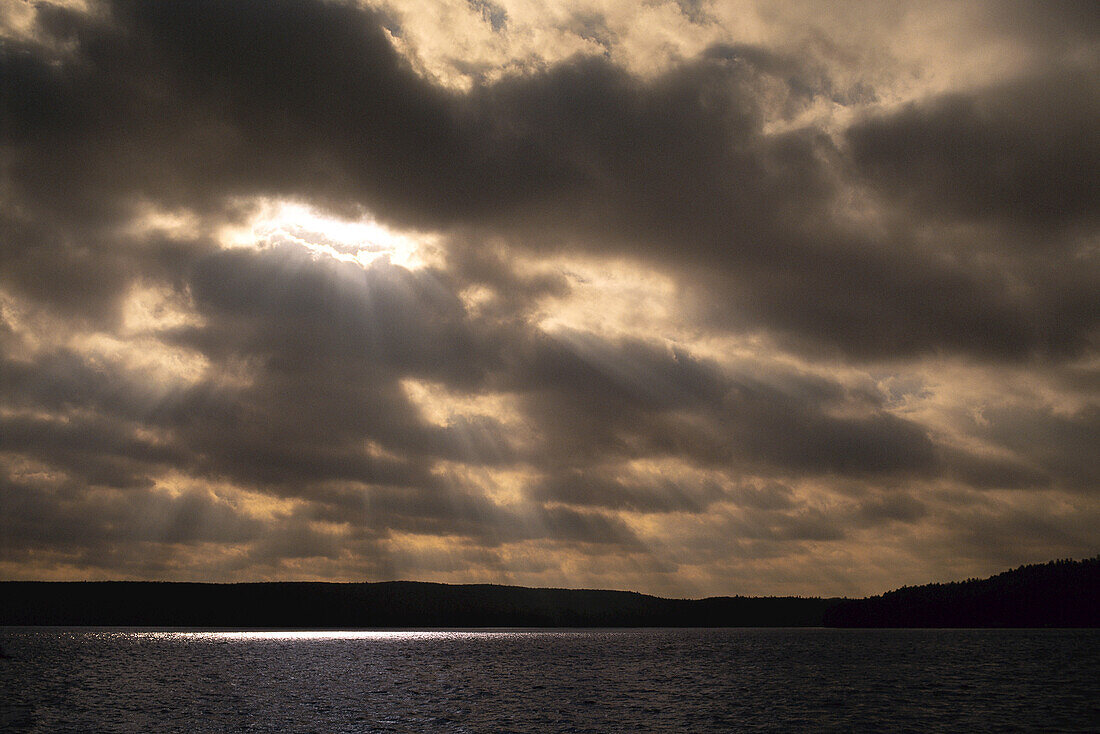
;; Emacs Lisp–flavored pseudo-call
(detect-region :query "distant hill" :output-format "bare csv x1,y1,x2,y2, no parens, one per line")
3,557,1095,628
823,557,1100,628
0,580,836,628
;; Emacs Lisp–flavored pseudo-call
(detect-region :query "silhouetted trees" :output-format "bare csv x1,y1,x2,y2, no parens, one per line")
823,557,1100,627
0,580,836,627
4,557,1095,628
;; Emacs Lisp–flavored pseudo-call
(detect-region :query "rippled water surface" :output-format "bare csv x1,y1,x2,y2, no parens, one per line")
2,627,1097,732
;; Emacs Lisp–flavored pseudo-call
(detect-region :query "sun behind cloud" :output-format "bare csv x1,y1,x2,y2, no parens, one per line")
0,0,1096,596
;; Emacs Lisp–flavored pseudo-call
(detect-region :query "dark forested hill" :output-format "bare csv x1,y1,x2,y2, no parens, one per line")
823,557,1100,628
3,557,1095,628
0,580,836,627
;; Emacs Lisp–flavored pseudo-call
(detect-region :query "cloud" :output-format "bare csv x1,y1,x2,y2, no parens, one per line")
847,69,1100,231
8,0,1096,357
0,0,1096,595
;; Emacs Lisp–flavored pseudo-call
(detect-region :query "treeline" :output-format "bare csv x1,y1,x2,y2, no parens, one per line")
3,557,1096,627
0,581,836,628
823,556,1100,628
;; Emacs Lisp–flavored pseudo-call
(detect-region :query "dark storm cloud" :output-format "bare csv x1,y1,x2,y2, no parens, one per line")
0,351,643,557
1,234,645,551
176,246,525,479
847,70,1100,231
855,493,927,526
530,470,726,513
978,404,1100,492
512,330,940,477
2,0,1098,590
731,482,797,512
0,340,170,423
2,289,495,507
950,501,1100,568
0,412,184,489
174,242,951,490
0,344,433,495
4,0,1096,358
2,232,984,552
0,463,408,577
185,244,488,381
939,448,1051,492
0,472,262,552
979,0,1100,54
442,236,571,317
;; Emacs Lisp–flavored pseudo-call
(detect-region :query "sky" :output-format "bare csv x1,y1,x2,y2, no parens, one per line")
1,0,1097,597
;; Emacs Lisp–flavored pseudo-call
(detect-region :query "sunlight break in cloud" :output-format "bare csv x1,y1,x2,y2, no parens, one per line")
223,199,438,270
0,0,1096,597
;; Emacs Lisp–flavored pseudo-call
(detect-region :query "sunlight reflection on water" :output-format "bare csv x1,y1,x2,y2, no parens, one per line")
125,629,557,642
3,628,1098,733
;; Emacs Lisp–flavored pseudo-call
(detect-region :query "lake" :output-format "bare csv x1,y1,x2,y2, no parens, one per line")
2,628,1097,732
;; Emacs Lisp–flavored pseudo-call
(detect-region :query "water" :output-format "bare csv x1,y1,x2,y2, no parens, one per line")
1,627,1097,733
